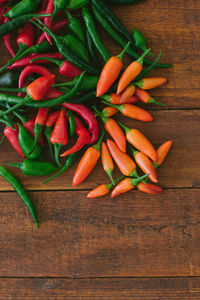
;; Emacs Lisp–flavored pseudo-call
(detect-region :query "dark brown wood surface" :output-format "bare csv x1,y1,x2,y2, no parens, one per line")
0,0,200,298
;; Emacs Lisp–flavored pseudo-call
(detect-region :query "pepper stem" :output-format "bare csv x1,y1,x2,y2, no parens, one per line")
0,87,26,93
135,52,162,81
116,41,131,61
30,56,62,68
6,162,22,169
117,121,130,135
149,97,166,106
92,106,108,124
106,169,115,185
0,95,29,118
101,100,123,113
137,48,151,66
130,174,149,187
93,130,105,151
13,110,28,124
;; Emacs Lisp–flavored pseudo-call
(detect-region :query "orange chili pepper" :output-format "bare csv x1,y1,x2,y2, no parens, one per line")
120,95,138,104
118,122,157,162
26,74,55,100
132,148,158,183
101,106,118,118
101,142,115,184
101,93,138,105
102,101,153,122
117,49,150,94
87,183,112,198
137,182,163,194
96,42,130,97
120,85,135,103
154,140,172,167
135,87,165,106
135,77,167,90
107,139,137,176
111,174,148,198
72,131,105,186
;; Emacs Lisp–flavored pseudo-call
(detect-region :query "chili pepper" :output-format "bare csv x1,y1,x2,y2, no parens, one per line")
26,74,55,101
66,0,89,9
4,124,25,157
23,117,44,146
64,34,90,63
50,110,68,166
37,19,68,44
72,131,105,186
62,103,99,145
135,87,165,106
135,77,168,90
131,147,158,183
43,151,80,184
4,0,40,18
18,122,42,160
31,18,99,75
7,159,59,176
102,101,153,122
111,174,148,198
118,122,157,161
101,106,118,118
60,115,91,157
101,93,138,105
0,71,18,87
0,165,38,227
117,49,150,94
3,13,15,58
30,56,82,78
54,75,99,91
154,140,173,167
135,52,162,81
7,0,23,7
137,182,163,195
44,111,60,162
66,9,85,44
18,65,52,97
15,21,34,57
92,4,172,69
68,111,75,137
86,29,101,68
107,139,137,177
0,71,85,108
82,7,110,63
51,0,69,20
101,141,115,185
96,42,130,97
8,52,63,70
87,183,112,199
132,28,154,58
93,106,126,152
43,0,54,45
120,85,136,103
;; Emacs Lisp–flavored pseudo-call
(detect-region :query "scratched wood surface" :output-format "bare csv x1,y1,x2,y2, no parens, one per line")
0,0,200,299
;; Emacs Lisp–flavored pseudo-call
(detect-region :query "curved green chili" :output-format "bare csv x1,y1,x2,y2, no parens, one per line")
53,75,99,91
65,9,85,44
4,0,40,19
68,111,76,136
64,34,89,63
86,30,101,67
0,165,38,227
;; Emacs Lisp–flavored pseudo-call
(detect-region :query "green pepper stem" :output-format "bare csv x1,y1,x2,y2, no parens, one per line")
130,145,139,157
13,110,28,124
149,97,166,106
52,81,74,88
100,95,111,102
137,48,151,66
101,100,123,113
135,52,162,82
93,130,105,151
116,41,131,61
117,121,130,135
92,105,108,124
0,87,26,93
30,56,62,67
0,95,29,118
106,169,115,185
130,174,149,187
6,161,22,169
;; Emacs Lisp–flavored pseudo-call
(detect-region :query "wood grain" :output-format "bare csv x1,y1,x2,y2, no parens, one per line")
0,189,199,277
0,277,200,299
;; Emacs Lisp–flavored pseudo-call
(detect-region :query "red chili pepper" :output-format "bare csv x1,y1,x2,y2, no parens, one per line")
137,182,163,195
45,111,60,127
0,5,6,25
62,103,99,144
16,22,34,54
18,64,52,97
60,115,91,157
135,87,165,106
8,52,63,70
3,12,15,57
23,118,44,146
30,57,82,78
44,87,62,99
50,110,68,166
26,74,55,101
37,19,68,44
44,0,54,45
4,124,25,158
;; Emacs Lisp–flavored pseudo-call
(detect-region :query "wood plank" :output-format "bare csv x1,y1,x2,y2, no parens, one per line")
0,189,199,277
0,277,200,299
0,110,199,190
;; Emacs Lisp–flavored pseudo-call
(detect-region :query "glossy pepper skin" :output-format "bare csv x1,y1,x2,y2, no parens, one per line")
155,140,172,167
107,139,137,177
7,159,59,176
132,28,154,58
87,183,112,198
52,0,69,20
0,165,38,227
66,9,85,44
101,142,115,185
3,12,15,58
4,0,40,18
96,42,130,97
66,0,89,10
26,74,55,101
135,77,168,90
17,21,34,48
105,118,126,153
135,87,165,106
137,182,163,195
4,124,25,158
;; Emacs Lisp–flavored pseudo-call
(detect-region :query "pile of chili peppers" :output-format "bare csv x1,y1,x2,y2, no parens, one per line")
0,0,173,228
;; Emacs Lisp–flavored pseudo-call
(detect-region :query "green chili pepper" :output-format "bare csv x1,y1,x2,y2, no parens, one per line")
43,152,80,183
68,111,76,137
65,0,89,9
86,30,101,68
7,159,59,176
53,75,99,91
30,19,99,75
4,0,41,18
52,0,69,20
44,126,55,163
64,34,90,63
82,7,110,63
0,165,38,227
0,13,50,37
132,28,154,58
0,71,86,108
18,123,42,160
65,10,85,44
92,4,172,68
0,71,19,87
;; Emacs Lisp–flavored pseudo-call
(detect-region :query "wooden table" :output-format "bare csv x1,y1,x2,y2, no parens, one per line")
0,0,200,298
